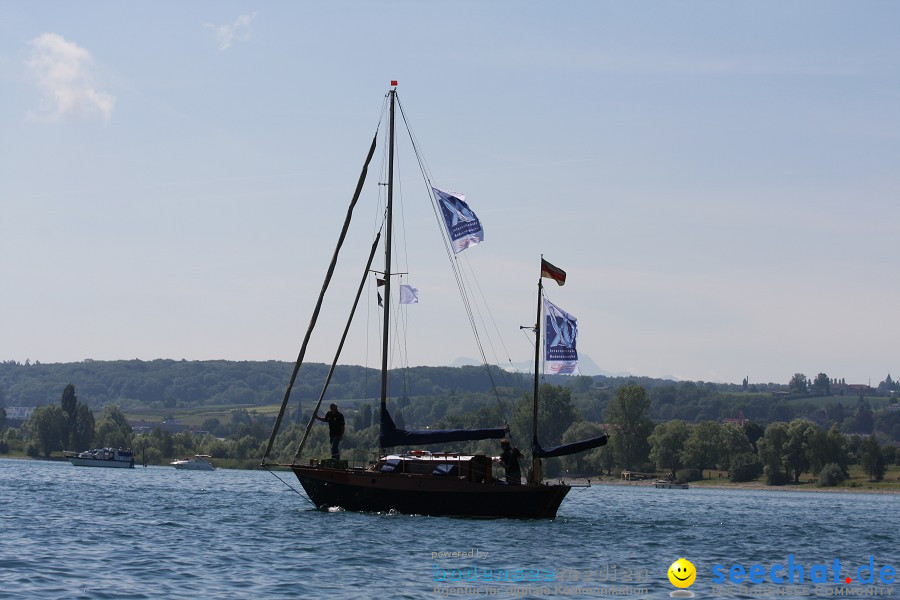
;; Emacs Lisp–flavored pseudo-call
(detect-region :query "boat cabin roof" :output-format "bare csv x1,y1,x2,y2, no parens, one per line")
383,451,479,463
374,451,494,482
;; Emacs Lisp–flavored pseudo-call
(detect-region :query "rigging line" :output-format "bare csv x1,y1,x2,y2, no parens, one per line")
397,101,492,352
457,254,521,420
462,252,516,371
294,228,383,463
262,131,379,464
453,255,509,417
415,182,507,413
396,276,412,403
393,145,413,398
396,95,508,414
462,255,534,408
458,255,511,384
263,465,316,507
396,95,434,184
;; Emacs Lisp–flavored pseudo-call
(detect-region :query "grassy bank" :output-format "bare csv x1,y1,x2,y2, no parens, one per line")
686,464,900,493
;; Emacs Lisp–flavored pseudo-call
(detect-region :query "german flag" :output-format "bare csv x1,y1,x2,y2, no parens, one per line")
540,258,566,286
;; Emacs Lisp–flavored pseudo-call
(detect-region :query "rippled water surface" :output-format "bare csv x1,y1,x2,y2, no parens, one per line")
1,459,897,599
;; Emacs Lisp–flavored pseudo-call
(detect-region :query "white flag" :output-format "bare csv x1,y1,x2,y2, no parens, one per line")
399,284,419,304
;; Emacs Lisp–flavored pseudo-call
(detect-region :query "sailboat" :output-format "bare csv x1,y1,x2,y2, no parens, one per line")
261,82,607,518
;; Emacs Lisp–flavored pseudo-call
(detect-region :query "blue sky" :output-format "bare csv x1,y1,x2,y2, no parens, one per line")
1,2,898,386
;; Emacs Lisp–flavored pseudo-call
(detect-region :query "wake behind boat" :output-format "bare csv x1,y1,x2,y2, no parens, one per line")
262,82,607,518
171,455,216,471
66,447,135,469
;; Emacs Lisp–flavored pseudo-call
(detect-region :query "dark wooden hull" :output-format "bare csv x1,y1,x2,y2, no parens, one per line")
291,465,571,519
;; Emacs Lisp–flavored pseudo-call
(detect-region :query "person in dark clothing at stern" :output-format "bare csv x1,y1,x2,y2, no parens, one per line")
497,438,523,485
315,403,345,460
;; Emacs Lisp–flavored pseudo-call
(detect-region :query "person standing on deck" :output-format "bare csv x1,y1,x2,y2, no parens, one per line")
497,439,523,485
315,403,345,460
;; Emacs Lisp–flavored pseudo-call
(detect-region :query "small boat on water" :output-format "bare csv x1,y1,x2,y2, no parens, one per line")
66,447,135,469
654,479,689,489
171,455,216,471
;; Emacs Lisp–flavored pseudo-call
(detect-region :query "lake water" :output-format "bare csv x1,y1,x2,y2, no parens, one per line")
1,459,897,599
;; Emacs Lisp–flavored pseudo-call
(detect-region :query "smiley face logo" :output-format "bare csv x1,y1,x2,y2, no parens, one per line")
668,558,696,588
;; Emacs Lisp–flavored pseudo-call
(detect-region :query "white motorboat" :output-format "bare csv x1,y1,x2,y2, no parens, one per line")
66,447,135,469
171,455,216,471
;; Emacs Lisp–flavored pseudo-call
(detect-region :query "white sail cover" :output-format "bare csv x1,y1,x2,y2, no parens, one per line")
432,187,484,253
544,299,578,374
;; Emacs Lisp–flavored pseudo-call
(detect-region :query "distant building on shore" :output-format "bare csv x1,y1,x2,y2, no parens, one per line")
723,410,749,426
830,378,875,396
129,419,192,435
4,406,35,423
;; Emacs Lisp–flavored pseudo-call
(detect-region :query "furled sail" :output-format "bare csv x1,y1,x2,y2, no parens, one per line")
532,433,608,459
380,407,505,448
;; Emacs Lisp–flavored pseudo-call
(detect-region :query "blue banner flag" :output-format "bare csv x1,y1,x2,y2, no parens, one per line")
544,299,578,374
432,187,484,253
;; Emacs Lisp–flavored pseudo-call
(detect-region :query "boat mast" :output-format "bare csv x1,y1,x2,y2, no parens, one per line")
379,83,397,455
530,273,544,485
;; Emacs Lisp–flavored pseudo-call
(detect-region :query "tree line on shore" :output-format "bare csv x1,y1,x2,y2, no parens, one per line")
1,383,896,486
2,359,897,428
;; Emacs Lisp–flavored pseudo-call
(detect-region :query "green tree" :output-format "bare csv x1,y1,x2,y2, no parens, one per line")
150,428,175,458
536,384,581,446
60,383,78,448
720,423,753,471
817,463,847,487
811,373,831,396
201,418,222,436
807,424,850,477
757,421,789,485
846,397,874,434
70,403,95,450
598,443,615,476
606,385,653,471
511,384,581,449
784,419,818,483
559,421,606,474
729,453,763,482
27,405,67,457
876,374,896,394
0,406,7,432
173,431,195,455
743,422,765,452
788,373,808,395
859,436,886,481
60,383,77,421
95,405,133,448
648,420,690,479
682,421,724,477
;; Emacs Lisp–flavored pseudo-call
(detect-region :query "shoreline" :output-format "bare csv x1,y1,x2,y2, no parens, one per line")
558,476,900,494
4,456,897,494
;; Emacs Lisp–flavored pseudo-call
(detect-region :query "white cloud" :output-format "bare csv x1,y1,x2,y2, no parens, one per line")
25,33,115,123
205,12,258,51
